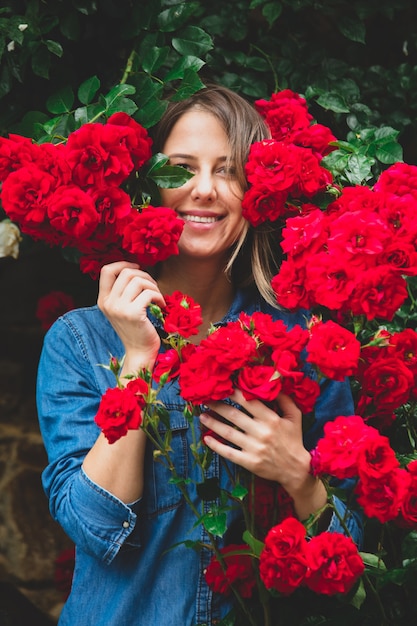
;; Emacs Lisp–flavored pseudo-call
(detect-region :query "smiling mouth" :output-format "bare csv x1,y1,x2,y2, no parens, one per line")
181,214,222,223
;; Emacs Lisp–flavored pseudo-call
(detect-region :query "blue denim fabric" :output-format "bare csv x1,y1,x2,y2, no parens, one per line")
37,287,362,626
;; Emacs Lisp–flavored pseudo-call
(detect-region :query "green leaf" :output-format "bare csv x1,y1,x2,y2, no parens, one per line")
202,510,227,537
157,2,199,32
77,75,100,105
46,85,74,114
349,578,366,610
144,153,169,175
164,55,205,83
262,1,282,27
31,45,51,79
103,83,136,111
338,16,366,44
149,164,193,188
106,97,138,117
231,484,248,501
316,92,350,113
172,26,213,57
45,39,63,57
375,142,403,164
344,153,374,184
141,46,170,74
242,530,264,558
171,68,205,101
360,551,387,571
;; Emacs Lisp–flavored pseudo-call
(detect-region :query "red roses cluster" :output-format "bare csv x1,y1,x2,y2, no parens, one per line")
205,517,364,599
0,113,183,277
271,166,417,320
241,89,336,226
311,414,417,526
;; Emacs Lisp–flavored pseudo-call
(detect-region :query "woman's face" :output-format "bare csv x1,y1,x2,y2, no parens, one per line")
159,109,246,262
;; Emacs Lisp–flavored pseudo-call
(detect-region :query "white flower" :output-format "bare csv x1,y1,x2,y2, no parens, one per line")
18,23,29,32
0,220,22,259
7,40,15,52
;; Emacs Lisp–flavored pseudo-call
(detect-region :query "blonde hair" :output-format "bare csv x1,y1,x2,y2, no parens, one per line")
153,84,281,307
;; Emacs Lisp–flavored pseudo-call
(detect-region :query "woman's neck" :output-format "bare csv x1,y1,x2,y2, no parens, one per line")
157,257,235,339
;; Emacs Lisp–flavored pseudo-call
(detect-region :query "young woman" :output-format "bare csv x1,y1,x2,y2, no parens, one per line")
37,85,361,625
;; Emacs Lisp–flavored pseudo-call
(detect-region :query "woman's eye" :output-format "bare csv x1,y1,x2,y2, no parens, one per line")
176,163,192,171
218,166,236,177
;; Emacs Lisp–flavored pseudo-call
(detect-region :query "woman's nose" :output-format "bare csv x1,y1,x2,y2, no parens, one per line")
190,170,217,202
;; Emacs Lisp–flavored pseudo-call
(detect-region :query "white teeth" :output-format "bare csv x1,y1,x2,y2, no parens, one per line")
182,214,219,223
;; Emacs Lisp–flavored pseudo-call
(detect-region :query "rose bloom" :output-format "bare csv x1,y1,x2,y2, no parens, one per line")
281,208,328,258
291,146,333,198
260,100,312,141
304,250,357,311
356,468,411,523
107,111,153,169
237,364,282,402
36,291,76,331
248,313,308,354
310,414,376,479
305,533,364,595
291,123,337,158
195,322,259,371
153,344,195,384
245,139,298,192
282,374,320,414
255,89,312,119
374,162,417,201
46,184,100,243
179,352,235,404
0,133,38,181
162,291,202,338
357,356,414,413
94,383,145,443
349,265,408,321
259,517,309,595
306,320,361,381
387,328,417,374
65,122,136,188
241,183,289,226
1,165,56,238
356,433,399,481
204,544,256,599
89,185,132,225
271,260,312,310
398,474,417,528
121,205,184,266
328,184,383,215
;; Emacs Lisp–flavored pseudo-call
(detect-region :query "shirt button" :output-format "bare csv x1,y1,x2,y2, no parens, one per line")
122,520,130,528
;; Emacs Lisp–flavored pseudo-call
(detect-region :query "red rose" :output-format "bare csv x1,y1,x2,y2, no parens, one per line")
349,266,408,321
306,320,361,381
179,353,234,404
281,209,328,257
107,112,153,169
237,364,282,402
0,134,39,181
255,89,311,119
1,166,56,237
310,414,375,479
356,468,411,523
291,123,337,158
356,433,399,480
374,162,417,201
162,291,203,338
259,517,309,595
121,205,184,266
205,544,256,599
271,260,312,310
292,146,333,198
281,375,320,414
95,385,144,443
387,328,417,373
36,291,76,330
89,185,132,225
65,122,136,188
304,250,357,311
46,184,100,243
241,184,289,226
245,140,298,192
357,356,414,414
398,474,417,528
305,533,364,595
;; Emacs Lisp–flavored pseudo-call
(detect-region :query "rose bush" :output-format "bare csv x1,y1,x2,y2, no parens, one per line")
3,82,417,625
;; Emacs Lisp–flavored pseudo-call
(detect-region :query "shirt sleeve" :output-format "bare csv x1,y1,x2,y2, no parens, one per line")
37,315,142,565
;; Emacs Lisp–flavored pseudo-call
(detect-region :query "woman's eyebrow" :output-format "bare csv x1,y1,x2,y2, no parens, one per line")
168,153,231,162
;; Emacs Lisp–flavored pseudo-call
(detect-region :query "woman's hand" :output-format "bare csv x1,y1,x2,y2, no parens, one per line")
97,261,165,373
200,389,328,520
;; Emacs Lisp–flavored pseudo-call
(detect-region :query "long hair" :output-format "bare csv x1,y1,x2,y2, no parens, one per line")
152,84,282,306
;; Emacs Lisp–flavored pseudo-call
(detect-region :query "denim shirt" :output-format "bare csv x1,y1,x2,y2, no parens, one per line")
37,287,362,626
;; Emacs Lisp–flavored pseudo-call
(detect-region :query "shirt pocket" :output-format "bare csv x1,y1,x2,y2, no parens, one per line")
142,407,190,517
